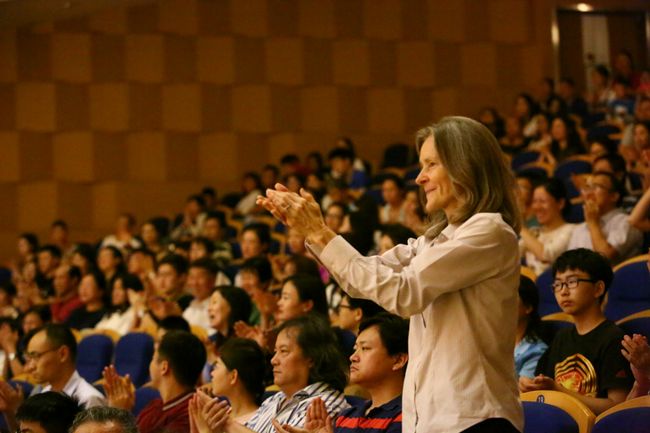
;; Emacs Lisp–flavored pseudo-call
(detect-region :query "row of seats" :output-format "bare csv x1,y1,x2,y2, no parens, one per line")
522,390,650,433
525,254,650,320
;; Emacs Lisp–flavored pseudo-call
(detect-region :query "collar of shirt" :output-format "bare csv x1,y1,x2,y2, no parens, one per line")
162,391,193,411
364,394,402,414
276,382,327,412
42,370,80,395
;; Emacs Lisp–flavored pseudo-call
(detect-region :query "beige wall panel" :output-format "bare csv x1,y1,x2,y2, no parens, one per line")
298,0,336,38
126,132,166,181
301,86,339,132
90,83,129,131
164,35,197,82
125,35,164,82
18,182,57,230
397,41,435,87
303,39,333,85
0,133,20,181
201,85,232,132
232,85,272,132
520,45,545,90
51,34,91,82
162,84,202,132
332,40,370,86
401,0,428,41
128,84,162,130
18,133,53,180
0,32,17,82
93,133,128,181
198,133,238,187
338,86,368,133
461,43,497,87
198,0,232,36
334,0,363,38
88,6,128,33
369,41,397,86
367,88,405,133
55,84,89,131
404,89,434,132
432,88,459,121
235,134,269,173
57,183,93,230
233,38,266,84
126,3,158,34
489,1,530,44
458,87,501,117
268,133,299,163
0,231,19,261
159,0,198,35
197,37,235,84
16,33,51,80
92,182,118,230
0,84,15,129
266,38,304,85
268,0,299,37
231,0,268,37
16,83,56,131
52,132,94,181
91,34,126,82
363,0,401,40
166,133,198,181
496,45,524,89
434,42,461,87
427,0,465,42
271,86,301,132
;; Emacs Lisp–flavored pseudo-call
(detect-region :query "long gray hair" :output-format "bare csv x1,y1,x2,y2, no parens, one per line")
415,116,521,238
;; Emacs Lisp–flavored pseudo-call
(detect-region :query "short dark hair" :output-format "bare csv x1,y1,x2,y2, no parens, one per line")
187,194,206,208
189,257,217,275
328,147,354,162
66,265,82,283
219,338,267,404
380,224,416,247
205,211,226,228
191,238,216,256
240,256,272,285
344,294,386,320
283,274,328,317
157,254,189,275
215,286,252,331
158,316,191,333
157,330,206,388
115,273,143,292
70,406,137,433
16,392,82,433
19,233,39,252
382,173,405,190
31,323,77,362
518,275,543,342
277,315,347,392
593,153,626,175
358,313,409,357
592,170,624,201
51,219,68,230
39,244,62,259
552,248,614,300
280,154,300,165
25,305,53,325
201,186,216,199
241,223,271,248
100,245,123,261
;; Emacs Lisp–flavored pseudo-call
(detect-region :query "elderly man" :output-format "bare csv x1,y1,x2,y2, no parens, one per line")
70,407,138,433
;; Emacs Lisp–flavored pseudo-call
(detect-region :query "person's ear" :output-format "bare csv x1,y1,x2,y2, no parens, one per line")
392,353,408,371
594,280,606,300
57,345,70,363
352,308,363,323
302,300,314,313
230,369,239,387
161,359,170,376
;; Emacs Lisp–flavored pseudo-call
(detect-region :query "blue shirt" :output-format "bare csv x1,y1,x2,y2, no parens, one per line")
335,395,402,433
515,337,548,379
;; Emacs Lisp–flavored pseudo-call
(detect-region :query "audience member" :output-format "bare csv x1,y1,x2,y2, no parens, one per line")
96,246,125,292
183,258,218,333
379,175,407,225
377,224,416,255
235,173,263,216
101,213,142,252
95,273,143,336
171,195,207,241
621,334,650,399
515,276,548,379
567,172,643,263
15,392,82,433
336,294,385,336
520,249,633,415
36,245,62,297
70,406,138,433
140,220,167,260
104,330,206,433
520,179,574,275
327,148,369,191
66,270,108,331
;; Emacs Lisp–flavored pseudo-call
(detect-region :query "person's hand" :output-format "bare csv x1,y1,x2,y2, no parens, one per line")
518,375,556,393
189,394,211,433
251,289,277,319
233,322,267,349
199,390,230,433
272,420,311,433
583,199,600,225
0,380,24,413
304,397,333,433
102,365,135,410
622,334,650,384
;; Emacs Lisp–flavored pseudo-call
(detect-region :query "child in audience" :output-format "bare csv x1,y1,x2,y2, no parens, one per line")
515,276,548,379
520,248,633,415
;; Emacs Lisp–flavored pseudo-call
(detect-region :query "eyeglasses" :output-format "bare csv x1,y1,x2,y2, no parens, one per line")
581,183,612,193
551,277,596,293
336,304,352,313
23,346,60,362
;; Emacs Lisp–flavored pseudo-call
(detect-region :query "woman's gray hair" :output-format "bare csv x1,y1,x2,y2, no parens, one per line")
69,407,138,433
415,116,521,237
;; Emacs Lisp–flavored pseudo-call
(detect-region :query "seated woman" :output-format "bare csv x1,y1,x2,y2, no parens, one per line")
520,178,575,275
378,174,407,225
191,315,349,433
208,286,252,351
66,270,107,331
515,276,548,379
539,116,585,167
95,273,143,336
377,224,416,255
192,338,267,425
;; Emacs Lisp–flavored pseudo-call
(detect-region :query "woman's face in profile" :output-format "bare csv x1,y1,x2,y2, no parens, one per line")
415,136,459,217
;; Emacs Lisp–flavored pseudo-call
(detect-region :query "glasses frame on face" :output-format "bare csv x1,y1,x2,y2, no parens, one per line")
551,277,596,293
580,182,612,193
23,346,61,362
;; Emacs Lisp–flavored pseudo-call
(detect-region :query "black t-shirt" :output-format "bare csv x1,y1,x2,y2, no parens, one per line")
66,307,107,330
535,320,633,398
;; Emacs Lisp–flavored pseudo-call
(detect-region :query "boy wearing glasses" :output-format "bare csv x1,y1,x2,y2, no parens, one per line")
519,248,633,414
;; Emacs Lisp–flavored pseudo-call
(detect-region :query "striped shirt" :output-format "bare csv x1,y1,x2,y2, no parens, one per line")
335,395,402,433
246,382,349,433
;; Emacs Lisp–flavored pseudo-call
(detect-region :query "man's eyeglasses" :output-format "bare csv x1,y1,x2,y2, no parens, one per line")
551,277,596,293
336,304,353,313
581,182,612,193
23,346,60,362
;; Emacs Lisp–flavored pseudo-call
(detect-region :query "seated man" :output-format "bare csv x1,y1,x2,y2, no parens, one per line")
0,324,106,430
182,258,217,334
50,264,83,324
336,294,385,335
520,248,633,415
16,391,82,433
567,172,642,264
70,406,138,433
104,330,206,433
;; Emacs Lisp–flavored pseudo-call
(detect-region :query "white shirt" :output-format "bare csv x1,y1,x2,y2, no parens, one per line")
310,213,524,433
522,223,575,275
182,297,213,335
39,370,106,408
95,307,136,336
567,208,643,264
